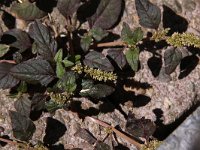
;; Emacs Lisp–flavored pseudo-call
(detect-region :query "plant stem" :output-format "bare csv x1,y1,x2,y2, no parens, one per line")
0,60,16,64
0,137,17,146
96,41,127,47
86,116,142,149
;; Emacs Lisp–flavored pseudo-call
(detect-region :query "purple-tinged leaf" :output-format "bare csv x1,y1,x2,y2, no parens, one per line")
10,59,55,86
11,2,47,21
135,0,161,29
107,48,126,69
126,112,156,139
88,0,123,29
0,63,19,89
31,93,46,111
3,29,31,52
9,110,36,141
29,20,57,61
164,47,182,75
57,0,81,17
14,94,31,117
84,51,114,71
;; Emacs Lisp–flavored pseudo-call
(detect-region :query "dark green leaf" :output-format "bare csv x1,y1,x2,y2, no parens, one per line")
90,27,108,41
54,49,63,62
95,141,111,150
10,59,55,86
80,79,114,99
29,20,57,60
31,93,46,111
121,22,143,45
45,100,63,113
57,0,81,17
14,94,31,117
0,44,10,57
107,48,126,69
135,0,161,29
80,34,93,52
62,59,74,68
126,112,156,139
83,51,114,71
56,62,66,79
88,0,123,29
0,63,19,89
11,2,47,21
17,81,27,93
164,47,182,74
125,47,140,72
56,71,77,93
3,29,31,52
9,111,36,141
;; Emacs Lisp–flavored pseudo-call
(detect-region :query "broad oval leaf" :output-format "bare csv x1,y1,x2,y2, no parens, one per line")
56,71,77,93
88,0,123,29
9,110,36,141
125,47,140,72
14,94,31,117
11,2,47,21
80,79,114,99
0,44,10,57
29,20,57,61
126,112,156,139
10,59,55,86
57,0,81,17
80,34,93,52
107,48,126,69
3,29,31,53
0,63,19,89
164,47,182,74
84,51,114,71
121,22,143,45
90,27,108,41
135,0,161,29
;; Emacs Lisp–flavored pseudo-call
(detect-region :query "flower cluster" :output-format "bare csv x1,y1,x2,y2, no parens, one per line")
72,64,117,82
141,140,162,150
166,32,200,48
48,92,68,105
151,28,170,42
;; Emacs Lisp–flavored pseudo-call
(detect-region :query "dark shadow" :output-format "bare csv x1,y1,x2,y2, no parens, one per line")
30,94,46,121
133,95,151,107
1,34,17,45
178,55,199,79
36,0,57,13
43,117,67,145
139,33,168,53
163,5,188,35
70,101,100,117
2,11,15,29
153,101,200,140
48,144,65,150
77,0,101,23
0,135,10,147
0,0,14,7
115,144,130,150
30,110,43,121
147,55,162,77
